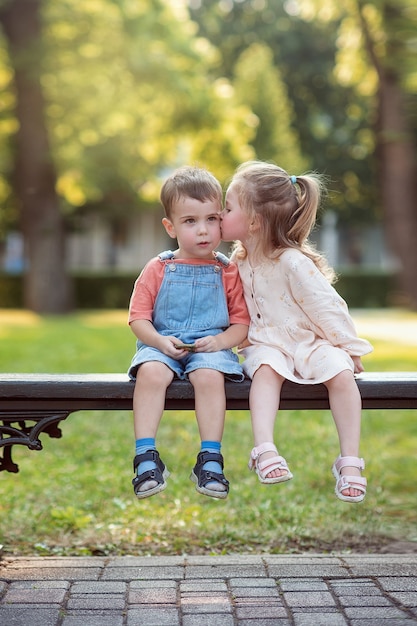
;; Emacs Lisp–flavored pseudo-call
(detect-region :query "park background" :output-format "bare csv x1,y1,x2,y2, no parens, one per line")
0,0,416,556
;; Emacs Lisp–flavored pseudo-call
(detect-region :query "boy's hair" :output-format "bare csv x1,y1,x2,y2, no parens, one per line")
160,166,223,219
231,161,335,283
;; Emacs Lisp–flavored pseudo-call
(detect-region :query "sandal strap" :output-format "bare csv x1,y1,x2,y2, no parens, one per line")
132,450,167,494
257,455,289,477
248,442,279,471
336,475,367,493
334,455,365,473
133,449,165,473
195,451,225,471
193,451,229,489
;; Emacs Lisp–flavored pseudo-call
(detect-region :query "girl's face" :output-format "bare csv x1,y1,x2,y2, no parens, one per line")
221,184,252,243
162,196,221,260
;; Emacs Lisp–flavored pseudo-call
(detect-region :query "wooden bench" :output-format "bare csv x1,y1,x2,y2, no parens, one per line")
1,372,416,473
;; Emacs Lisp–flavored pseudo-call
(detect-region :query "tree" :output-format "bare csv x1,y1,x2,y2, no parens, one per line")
356,0,417,307
233,42,307,172
0,0,73,312
0,0,254,311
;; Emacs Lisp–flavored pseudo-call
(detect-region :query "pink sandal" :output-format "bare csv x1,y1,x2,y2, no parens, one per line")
248,443,293,484
332,455,367,503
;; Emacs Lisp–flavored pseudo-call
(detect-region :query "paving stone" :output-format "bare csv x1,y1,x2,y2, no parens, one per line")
0,567,102,580
384,591,417,608
293,614,348,625
62,614,124,626
181,594,232,614
283,590,338,608
278,578,329,591
102,566,184,581
184,564,267,579
180,581,227,592
128,587,177,603
71,581,127,593
238,620,292,626
344,605,412,619
338,594,397,607
67,595,126,610
268,564,349,578
2,586,67,604
229,577,277,588
235,605,288,619
378,577,417,592
130,579,177,589
182,614,235,626
127,606,180,625
0,607,61,626
231,585,280,598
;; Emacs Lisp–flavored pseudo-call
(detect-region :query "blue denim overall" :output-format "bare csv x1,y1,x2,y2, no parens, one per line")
128,251,244,382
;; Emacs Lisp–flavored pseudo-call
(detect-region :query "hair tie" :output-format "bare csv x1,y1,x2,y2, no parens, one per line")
290,175,297,184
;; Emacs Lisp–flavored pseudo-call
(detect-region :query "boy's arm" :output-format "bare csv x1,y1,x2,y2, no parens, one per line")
130,319,188,358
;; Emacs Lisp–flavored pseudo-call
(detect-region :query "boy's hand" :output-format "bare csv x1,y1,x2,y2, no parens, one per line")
157,336,189,359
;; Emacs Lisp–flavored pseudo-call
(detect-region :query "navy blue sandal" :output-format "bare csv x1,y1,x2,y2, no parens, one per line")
190,451,229,499
132,450,169,499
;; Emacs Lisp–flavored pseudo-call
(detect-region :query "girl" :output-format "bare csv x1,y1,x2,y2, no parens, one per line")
221,161,373,503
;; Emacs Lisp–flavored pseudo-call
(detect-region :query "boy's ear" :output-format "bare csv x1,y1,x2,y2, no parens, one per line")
162,217,176,239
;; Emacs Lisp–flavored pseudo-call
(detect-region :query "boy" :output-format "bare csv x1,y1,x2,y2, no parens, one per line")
128,166,249,499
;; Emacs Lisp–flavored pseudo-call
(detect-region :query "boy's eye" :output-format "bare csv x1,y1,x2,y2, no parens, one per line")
208,215,219,222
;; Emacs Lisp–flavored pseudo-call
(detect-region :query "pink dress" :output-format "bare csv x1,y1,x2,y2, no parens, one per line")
236,249,373,384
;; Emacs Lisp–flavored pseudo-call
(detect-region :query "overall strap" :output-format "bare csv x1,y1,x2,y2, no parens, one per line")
158,250,176,261
214,251,230,267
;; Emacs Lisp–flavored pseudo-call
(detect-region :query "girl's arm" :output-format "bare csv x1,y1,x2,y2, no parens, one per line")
194,324,249,353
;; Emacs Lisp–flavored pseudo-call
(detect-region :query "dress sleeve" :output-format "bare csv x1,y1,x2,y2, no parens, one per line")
128,257,165,325
287,253,373,356
222,261,250,326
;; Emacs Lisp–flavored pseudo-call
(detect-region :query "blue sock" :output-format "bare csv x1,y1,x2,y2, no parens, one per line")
201,440,222,476
135,438,156,475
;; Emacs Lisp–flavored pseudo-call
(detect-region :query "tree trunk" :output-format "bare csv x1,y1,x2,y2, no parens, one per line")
0,0,73,312
358,0,417,309
377,72,417,309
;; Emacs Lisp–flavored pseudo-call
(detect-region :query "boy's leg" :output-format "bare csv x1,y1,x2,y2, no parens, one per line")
324,369,364,499
188,368,228,494
133,361,174,494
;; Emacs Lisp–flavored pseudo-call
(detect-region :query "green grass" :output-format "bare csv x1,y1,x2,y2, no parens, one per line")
0,309,416,556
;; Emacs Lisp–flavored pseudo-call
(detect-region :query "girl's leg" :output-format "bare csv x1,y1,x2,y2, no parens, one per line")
324,369,363,498
250,365,288,479
188,368,227,492
133,361,174,493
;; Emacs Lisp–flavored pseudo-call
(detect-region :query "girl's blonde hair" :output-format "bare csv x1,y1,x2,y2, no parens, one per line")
230,161,335,283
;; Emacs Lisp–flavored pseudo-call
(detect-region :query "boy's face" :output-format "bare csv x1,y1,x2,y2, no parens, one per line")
162,196,221,260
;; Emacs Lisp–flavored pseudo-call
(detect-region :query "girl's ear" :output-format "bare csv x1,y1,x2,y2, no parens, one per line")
162,217,176,239
249,214,261,232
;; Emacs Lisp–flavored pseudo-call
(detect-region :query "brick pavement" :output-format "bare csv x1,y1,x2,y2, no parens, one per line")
0,553,416,625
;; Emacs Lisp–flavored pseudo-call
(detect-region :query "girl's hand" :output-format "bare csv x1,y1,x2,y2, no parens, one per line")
237,338,251,350
194,335,221,353
352,355,364,374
